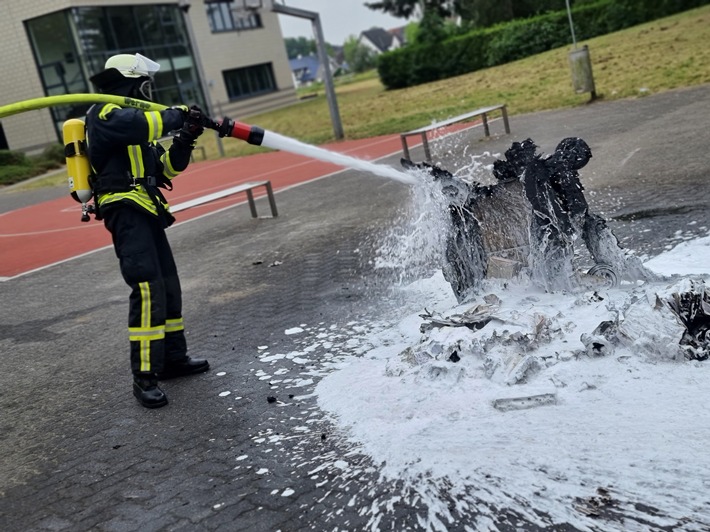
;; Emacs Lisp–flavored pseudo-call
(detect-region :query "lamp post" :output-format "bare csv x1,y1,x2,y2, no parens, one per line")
565,0,577,48
270,1,344,140
565,0,597,101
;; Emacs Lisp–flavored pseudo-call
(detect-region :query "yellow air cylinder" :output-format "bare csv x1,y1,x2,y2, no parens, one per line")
62,118,92,203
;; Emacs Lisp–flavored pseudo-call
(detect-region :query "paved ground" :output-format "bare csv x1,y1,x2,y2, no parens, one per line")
1,84,709,531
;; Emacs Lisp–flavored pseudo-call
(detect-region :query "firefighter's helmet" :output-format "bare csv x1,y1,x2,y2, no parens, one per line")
104,53,160,79
90,53,160,101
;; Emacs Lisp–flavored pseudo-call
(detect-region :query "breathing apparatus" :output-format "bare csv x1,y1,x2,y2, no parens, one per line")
62,118,95,222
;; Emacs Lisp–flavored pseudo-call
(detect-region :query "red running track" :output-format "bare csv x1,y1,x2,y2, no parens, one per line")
0,133,414,280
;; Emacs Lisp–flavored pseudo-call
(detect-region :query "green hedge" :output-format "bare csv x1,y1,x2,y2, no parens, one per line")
0,149,30,167
0,144,65,186
378,0,710,89
0,165,39,186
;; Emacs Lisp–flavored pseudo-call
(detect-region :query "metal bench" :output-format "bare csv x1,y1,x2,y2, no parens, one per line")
171,180,278,218
400,104,511,162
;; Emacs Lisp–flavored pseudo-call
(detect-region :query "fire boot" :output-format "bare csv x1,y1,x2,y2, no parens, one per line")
157,356,210,380
133,373,168,408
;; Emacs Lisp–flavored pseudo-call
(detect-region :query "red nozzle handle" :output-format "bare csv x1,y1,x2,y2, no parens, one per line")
231,120,264,146
211,117,264,146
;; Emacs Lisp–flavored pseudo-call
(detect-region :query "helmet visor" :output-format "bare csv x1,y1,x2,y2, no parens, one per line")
105,53,160,78
133,53,160,78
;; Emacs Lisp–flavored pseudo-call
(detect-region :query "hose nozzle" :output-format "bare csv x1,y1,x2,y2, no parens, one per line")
206,116,264,146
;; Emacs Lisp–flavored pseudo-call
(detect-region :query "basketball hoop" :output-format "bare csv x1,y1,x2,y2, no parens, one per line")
230,0,266,29
231,0,264,13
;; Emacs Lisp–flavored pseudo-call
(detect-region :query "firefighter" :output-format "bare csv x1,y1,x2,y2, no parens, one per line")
87,53,209,408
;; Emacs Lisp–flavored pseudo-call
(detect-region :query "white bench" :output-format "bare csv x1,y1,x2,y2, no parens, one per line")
400,104,511,162
171,180,278,218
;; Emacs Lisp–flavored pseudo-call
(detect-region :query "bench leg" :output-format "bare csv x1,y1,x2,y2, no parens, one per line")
422,132,432,162
246,189,258,218
401,135,411,161
265,182,278,217
482,113,490,136
501,105,511,134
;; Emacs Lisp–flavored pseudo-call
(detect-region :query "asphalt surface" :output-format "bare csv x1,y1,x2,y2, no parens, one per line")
1,84,709,531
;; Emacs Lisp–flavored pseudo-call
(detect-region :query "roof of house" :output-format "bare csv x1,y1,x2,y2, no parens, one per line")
360,27,395,52
388,26,406,43
288,54,320,82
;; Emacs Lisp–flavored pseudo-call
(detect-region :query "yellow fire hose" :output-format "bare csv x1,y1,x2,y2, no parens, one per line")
0,94,167,119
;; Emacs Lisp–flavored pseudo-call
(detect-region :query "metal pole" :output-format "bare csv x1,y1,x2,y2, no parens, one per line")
271,3,344,140
565,0,577,48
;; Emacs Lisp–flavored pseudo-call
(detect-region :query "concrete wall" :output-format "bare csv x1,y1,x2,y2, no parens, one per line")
0,0,296,153
186,4,296,119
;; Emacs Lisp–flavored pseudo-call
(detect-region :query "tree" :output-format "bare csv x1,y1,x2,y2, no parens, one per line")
367,0,573,28
412,8,448,44
343,36,378,73
284,36,316,59
365,0,454,19
454,0,514,28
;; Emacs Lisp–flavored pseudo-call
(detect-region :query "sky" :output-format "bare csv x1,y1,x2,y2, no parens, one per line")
218,161,710,530
274,0,408,45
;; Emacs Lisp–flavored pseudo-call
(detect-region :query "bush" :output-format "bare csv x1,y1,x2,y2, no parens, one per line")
378,29,491,89
485,12,570,67
39,143,66,164
0,144,65,187
0,165,39,186
0,149,30,167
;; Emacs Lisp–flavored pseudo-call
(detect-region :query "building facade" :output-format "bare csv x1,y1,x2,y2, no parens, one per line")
0,0,297,153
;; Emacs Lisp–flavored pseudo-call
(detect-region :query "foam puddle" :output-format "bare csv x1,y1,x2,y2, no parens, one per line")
231,138,710,529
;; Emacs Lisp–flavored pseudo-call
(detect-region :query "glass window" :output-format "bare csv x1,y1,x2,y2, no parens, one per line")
26,5,207,140
25,11,92,134
205,1,262,33
223,63,276,100
26,11,87,96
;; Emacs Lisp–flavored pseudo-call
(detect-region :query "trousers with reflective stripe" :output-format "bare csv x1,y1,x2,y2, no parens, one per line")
103,205,187,374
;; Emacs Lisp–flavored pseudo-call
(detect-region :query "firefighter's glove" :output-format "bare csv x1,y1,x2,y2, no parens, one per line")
174,106,204,147
218,117,235,138
183,105,205,138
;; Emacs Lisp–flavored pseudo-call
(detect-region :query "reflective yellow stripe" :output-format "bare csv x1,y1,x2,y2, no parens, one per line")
160,152,179,179
98,192,159,215
165,318,184,333
144,111,163,141
128,326,165,341
128,145,144,178
99,103,120,120
139,282,151,372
